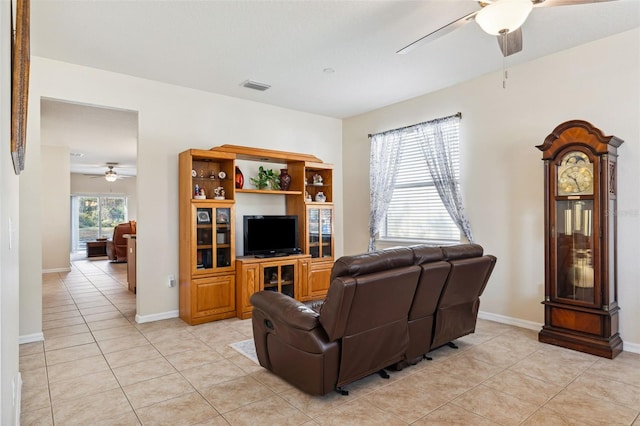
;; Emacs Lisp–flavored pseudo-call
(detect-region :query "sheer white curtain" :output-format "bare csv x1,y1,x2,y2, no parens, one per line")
368,130,402,251
416,115,474,242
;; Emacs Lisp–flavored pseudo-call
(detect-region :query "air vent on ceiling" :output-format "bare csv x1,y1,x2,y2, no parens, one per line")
241,80,271,91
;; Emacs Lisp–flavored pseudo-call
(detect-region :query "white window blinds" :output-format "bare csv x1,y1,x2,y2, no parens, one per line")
380,122,461,243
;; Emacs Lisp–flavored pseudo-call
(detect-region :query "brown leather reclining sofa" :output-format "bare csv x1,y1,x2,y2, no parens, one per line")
250,243,496,396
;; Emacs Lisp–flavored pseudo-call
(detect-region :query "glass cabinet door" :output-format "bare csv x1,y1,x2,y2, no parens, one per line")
307,206,333,260
320,208,333,259
195,206,232,273
308,208,320,258
261,263,295,298
215,207,232,268
554,200,595,304
196,207,214,271
281,264,295,297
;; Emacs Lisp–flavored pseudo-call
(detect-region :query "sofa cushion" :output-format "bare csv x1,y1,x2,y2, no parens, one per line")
441,243,483,260
329,247,414,281
411,245,444,265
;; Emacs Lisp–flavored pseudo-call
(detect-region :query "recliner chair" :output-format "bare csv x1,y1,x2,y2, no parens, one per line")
106,222,132,262
430,244,497,349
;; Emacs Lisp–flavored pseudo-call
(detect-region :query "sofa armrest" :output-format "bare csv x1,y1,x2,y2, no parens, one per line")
250,291,321,331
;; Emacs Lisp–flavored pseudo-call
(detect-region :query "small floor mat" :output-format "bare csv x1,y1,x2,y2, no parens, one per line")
229,339,259,365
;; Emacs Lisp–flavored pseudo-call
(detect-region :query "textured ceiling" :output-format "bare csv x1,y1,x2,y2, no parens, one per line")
32,0,640,174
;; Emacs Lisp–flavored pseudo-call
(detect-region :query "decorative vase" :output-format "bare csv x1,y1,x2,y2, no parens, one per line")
315,191,326,202
279,168,291,191
235,166,244,189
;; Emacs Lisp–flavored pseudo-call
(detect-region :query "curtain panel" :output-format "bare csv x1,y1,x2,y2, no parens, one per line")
368,130,402,251
416,115,473,242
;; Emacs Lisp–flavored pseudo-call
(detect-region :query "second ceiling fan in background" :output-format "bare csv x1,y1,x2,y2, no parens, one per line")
397,0,618,57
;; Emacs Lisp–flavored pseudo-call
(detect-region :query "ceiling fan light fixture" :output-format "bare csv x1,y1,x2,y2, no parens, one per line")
105,170,118,182
475,0,533,36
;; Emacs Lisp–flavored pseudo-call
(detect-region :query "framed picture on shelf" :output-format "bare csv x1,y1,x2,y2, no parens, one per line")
196,210,211,224
216,211,229,223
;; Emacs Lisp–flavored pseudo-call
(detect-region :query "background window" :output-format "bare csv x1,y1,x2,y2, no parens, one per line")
71,195,128,253
380,123,461,244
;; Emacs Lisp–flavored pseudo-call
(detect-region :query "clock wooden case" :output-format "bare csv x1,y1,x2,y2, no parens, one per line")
536,120,623,359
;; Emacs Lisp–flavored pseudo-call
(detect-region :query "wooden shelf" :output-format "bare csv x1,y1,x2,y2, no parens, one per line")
237,189,302,195
191,198,235,204
210,144,322,163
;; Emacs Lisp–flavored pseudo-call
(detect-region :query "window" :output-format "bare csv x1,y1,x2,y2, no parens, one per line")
71,195,128,253
379,121,461,244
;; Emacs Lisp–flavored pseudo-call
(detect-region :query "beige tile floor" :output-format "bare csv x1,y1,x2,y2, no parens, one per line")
20,258,640,425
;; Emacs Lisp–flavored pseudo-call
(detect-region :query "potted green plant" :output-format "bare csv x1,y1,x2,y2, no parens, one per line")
250,166,281,190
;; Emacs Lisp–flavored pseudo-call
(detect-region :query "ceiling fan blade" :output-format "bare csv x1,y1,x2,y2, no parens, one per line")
497,28,523,57
396,10,479,54
533,0,618,7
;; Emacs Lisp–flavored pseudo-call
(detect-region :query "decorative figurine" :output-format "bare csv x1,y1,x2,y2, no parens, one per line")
194,184,206,199
313,174,323,185
214,186,225,200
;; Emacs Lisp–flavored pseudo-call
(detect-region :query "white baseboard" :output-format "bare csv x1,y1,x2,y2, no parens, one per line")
478,310,541,331
623,341,640,354
478,311,640,354
18,332,44,344
135,310,179,324
42,267,71,273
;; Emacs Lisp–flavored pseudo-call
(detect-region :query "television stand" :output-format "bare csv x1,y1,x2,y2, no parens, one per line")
236,254,312,319
254,253,290,259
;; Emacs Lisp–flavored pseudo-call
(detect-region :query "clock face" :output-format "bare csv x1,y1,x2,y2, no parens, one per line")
557,151,594,196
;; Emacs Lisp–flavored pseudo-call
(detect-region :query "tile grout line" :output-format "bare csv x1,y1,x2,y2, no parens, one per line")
70,261,144,425
45,262,142,425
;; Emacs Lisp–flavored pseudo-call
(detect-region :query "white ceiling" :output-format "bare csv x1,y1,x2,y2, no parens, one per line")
40,99,138,176
32,0,640,175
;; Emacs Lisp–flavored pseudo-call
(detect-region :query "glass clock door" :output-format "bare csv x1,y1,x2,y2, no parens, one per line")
555,200,595,304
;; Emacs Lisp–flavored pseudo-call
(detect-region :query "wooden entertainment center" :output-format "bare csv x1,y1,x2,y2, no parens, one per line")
178,145,334,325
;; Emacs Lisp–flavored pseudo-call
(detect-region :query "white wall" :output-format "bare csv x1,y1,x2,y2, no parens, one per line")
343,29,640,349
70,173,138,221
41,145,71,272
21,57,342,331
1,1,22,423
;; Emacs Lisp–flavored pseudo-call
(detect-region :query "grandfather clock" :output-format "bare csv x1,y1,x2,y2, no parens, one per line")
536,120,623,359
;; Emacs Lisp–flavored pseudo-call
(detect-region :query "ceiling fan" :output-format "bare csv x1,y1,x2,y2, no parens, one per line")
86,162,133,182
397,0,617,57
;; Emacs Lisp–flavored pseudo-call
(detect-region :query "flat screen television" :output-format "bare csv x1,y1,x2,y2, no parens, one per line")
243,215,300,257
